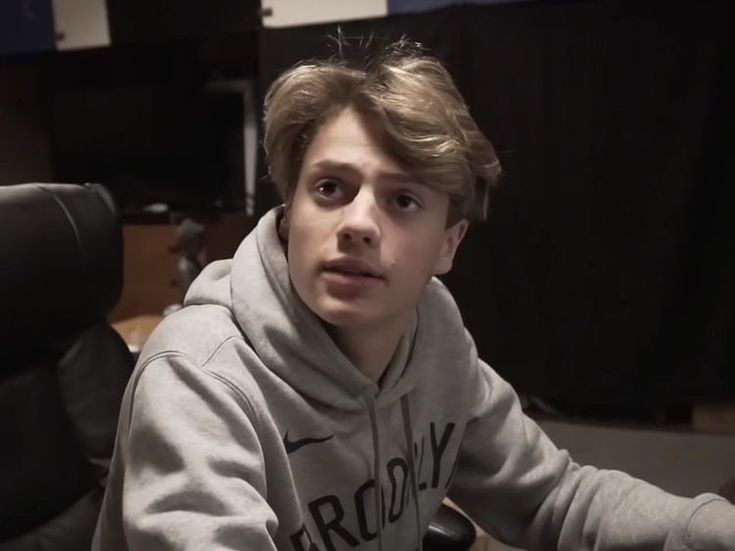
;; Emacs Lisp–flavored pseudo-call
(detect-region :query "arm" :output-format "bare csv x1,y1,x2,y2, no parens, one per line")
120,354,278,550
448,357,735,550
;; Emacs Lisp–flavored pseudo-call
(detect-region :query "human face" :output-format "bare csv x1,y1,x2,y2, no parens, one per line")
284,106,467,333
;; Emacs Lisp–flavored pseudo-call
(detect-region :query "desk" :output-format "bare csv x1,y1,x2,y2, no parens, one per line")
111,314,163,354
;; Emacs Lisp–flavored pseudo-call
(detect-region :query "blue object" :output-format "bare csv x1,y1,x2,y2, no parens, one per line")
389,0,533,16
0,0,55,55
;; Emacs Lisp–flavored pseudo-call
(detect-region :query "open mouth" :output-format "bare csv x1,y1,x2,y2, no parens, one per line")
326,266,379,278
323,259,383,279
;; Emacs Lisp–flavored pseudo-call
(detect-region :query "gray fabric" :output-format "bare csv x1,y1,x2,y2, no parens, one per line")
94,207,735,550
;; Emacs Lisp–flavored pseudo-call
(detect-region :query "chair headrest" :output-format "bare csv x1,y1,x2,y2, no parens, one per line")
0,183,123,350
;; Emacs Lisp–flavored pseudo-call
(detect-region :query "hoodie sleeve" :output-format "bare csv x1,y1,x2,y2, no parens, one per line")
447,357,735,550
120,354,279,550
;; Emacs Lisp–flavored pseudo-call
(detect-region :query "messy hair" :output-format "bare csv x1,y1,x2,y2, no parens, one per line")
263,37,501,224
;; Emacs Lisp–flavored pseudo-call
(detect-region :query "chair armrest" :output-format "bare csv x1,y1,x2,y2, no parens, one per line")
423,503,476,551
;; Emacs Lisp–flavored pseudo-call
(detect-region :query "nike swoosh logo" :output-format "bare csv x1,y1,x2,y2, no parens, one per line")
283,431,334,454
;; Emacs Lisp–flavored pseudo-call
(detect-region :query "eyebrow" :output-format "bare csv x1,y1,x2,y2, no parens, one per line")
306,159,416,185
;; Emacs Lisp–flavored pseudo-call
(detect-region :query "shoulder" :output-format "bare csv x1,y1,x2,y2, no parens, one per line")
136,305,267,405
411,278,478,387
139,304,246,368
419,277,469,346
128,306,269,425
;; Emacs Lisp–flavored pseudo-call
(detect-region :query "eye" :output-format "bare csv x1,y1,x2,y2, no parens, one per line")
393,193,422,212
314,179,343,199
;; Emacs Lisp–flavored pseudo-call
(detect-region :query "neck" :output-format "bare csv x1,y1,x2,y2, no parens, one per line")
329,314,412,383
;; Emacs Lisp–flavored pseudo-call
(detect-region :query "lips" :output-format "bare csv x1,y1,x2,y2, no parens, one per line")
322,258,384,279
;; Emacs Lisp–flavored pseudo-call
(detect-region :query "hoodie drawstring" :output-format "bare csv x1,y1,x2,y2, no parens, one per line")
364,393,384,551
401,394,423,551
363,392,423,551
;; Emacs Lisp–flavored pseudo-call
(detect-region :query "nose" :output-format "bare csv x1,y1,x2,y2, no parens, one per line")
336,188,381,247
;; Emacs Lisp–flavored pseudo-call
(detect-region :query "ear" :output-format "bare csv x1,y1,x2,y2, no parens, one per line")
433,219,468,275
279,198,292,241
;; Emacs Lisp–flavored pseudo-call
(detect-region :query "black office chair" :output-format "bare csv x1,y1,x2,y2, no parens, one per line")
0,182,473,550
425,503,476,550
0,183,134,550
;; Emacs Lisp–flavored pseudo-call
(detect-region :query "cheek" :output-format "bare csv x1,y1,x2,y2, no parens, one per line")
286,239,316,309
286,221,308,273
389,238,443,278
287,218,325,281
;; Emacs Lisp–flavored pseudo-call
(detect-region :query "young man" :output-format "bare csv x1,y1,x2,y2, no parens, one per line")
94,42,735,550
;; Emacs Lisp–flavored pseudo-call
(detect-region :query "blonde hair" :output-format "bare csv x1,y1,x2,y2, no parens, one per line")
263,40,501,224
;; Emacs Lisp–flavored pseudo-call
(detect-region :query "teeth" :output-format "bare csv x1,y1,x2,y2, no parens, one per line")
332,265,371,276
340,266,368,275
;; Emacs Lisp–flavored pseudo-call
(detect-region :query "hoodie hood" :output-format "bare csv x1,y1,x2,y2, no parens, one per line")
185,206,456,549
98,208,735,551
185,206,422,413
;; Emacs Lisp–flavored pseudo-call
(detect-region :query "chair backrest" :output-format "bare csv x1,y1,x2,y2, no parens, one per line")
0,183,134,550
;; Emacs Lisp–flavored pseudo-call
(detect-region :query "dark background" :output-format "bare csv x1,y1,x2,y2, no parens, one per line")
1,0,732,420
257,1,735,418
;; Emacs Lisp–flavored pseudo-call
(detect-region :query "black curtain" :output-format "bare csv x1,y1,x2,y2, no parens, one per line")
257,0,734,417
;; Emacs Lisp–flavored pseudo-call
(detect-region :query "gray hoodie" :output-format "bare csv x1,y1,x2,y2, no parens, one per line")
93,207,735,550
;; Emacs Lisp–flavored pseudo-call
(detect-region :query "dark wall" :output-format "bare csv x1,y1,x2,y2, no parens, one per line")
0,59,53,184
258,1,735,415
106,0,259,43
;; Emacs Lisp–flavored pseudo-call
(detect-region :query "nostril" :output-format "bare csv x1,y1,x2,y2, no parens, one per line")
336,219,379,246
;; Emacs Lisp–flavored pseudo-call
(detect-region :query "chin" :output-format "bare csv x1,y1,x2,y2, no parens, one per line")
313,303,375,329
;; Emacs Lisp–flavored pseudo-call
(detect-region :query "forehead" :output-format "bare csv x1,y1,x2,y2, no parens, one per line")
300,106,410,182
